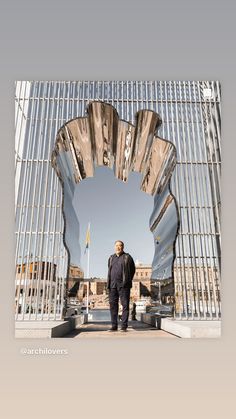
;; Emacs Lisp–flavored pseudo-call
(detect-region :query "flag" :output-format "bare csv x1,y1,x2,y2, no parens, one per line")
84,223,90,254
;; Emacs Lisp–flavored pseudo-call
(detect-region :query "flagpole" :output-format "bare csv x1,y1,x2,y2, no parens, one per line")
86,222,90,315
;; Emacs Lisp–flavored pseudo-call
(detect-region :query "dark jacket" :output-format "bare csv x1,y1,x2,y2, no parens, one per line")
107,252,136,290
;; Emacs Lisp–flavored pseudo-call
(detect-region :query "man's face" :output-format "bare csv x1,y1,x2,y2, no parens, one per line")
115,241,124,256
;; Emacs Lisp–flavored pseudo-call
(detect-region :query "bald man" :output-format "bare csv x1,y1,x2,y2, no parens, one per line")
107,241,135,332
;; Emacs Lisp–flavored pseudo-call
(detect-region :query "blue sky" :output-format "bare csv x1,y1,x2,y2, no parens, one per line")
72,166,155,278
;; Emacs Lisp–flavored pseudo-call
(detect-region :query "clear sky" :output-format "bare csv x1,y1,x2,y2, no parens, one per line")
72,166,155,278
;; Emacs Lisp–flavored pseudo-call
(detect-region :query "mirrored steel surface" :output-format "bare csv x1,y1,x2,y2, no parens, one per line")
87,101,119,167
114,120,135,181
132,110,162,173
141,136,176,195
149,186,179,279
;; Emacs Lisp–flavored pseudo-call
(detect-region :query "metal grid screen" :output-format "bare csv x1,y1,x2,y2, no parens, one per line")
15,81,221,321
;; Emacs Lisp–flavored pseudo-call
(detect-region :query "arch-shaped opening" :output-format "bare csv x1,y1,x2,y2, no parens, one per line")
73,166,154,276
51,101,179,317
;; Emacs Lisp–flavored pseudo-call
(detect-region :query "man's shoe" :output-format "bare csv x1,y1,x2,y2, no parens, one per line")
120,327,127,332
108,327,118,332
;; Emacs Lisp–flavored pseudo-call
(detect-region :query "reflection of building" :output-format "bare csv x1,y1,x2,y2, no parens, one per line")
69,265,84,279
68,264,84,288
150,278,175,303
67,265,84,301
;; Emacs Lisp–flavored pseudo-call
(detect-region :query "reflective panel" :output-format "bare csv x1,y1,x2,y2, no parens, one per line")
87,101,119,167
114,120,135,182
65,118,94,178
150,186,179,279
132,110,162,173
141,136,176,195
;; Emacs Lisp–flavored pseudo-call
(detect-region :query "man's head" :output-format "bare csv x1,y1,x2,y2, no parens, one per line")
114,240,124,256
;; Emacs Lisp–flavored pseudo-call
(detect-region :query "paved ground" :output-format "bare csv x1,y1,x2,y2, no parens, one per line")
63,320,178,338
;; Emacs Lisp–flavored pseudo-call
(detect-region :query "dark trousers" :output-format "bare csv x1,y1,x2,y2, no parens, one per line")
109,286,131,329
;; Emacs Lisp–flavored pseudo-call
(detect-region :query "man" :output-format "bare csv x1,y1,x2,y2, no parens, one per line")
107,240,136,332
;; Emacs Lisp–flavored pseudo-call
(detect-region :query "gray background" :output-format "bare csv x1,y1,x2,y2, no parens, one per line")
0,1,235,418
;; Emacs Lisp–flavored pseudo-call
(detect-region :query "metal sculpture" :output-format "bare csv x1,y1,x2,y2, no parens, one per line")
51,101,179,306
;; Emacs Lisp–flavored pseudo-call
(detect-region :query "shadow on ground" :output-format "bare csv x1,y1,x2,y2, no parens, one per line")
63,320,177,338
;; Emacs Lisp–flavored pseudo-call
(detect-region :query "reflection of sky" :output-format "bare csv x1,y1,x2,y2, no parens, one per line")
72,167,154,278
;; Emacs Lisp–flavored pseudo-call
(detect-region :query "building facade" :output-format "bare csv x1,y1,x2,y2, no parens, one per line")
131,262,152,301
15,81,221,321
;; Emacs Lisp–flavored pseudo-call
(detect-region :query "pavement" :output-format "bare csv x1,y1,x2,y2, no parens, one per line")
63,320,178,338
161,318,221,338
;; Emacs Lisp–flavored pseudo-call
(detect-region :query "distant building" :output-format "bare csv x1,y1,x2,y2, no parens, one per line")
16,261,56,282
131,262,152,301
174,265,221,316
69,264,84,278
90,279,107,296
15,261,58,315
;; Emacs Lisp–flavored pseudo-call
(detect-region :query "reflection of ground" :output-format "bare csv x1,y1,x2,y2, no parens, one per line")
63,320,178,338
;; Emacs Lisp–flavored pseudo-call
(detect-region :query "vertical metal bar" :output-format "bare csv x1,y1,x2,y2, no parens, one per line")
207,81,221,267
51,159,61,319
126,80,129,121
38,84,51,320
39,82,59,318
44,81,59,320
171,83,184,319
121,80,124,120
54,80,66,319
17,81,39,319
15,81,25,318
29,82,47,319
201,82,221,238
31,82,52,317
186,81,208,318
15,82,32,264
15,81,24,319
168,82,192,316
196,81,221,319
63,80,70,314
15,81,28,174
205,81,219,315
160,82,176,315
23,82,43,319
206,81,221,318
50,82,64,320
191,81,210,318
196,82,212,318
130,80,134,123
172,81,195,319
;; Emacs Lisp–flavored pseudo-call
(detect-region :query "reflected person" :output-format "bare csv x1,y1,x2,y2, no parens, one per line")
107,240,135,332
